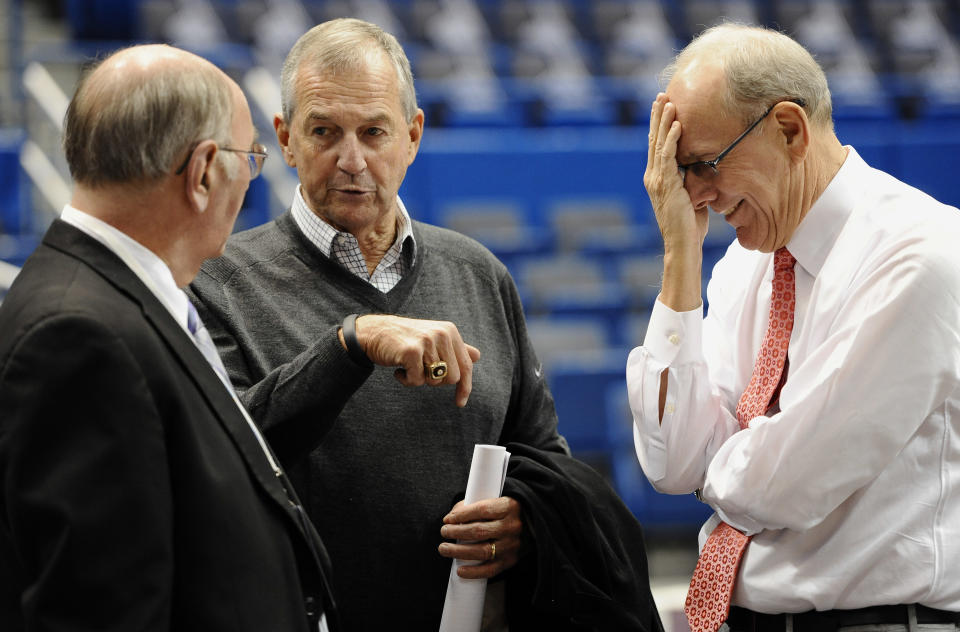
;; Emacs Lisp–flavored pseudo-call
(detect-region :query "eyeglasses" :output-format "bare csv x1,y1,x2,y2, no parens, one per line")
677,99,806,184
174,143,269,180
221,144,268,180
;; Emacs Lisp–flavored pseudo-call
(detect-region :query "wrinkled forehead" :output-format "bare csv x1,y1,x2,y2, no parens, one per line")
296,47,397,95
666,63,742,161
293,55,405,120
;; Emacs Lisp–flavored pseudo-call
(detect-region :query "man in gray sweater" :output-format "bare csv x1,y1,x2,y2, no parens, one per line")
190,18,572,631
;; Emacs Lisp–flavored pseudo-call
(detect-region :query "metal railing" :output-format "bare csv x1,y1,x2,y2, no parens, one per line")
20,61,70,217
0,259,20,296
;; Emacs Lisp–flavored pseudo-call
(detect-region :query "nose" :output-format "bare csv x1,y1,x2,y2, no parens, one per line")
337,135,367,176
683,172,719,210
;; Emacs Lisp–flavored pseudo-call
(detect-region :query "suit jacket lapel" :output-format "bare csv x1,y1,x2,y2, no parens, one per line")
41,221,311,534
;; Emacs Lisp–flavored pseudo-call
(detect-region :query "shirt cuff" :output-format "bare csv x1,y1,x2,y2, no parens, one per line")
642,296,703,366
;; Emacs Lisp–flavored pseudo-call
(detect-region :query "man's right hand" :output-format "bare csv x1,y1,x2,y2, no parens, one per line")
349,315,481,407
645,93,705,313
645,93,709,251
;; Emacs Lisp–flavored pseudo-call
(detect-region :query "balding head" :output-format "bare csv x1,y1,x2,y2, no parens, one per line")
663,24,833,130
63,44,234,187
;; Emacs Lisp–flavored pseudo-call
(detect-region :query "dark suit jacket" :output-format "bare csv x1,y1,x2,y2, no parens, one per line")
0,220,338,631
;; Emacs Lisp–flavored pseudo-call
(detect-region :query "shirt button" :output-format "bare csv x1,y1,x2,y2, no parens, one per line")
665,403,676,415
668,333,681,346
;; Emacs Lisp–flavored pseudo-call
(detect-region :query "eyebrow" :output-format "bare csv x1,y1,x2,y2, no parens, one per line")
677,143,717,164
303,111,393,126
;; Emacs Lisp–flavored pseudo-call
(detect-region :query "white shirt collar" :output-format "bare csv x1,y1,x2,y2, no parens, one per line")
59,205,191,332
787,146,866,278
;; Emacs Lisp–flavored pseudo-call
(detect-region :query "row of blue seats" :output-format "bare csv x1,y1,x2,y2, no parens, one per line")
402,120,960,229
4,94,960,235
59,0,960,50
34,0,960,134
5,116,960,260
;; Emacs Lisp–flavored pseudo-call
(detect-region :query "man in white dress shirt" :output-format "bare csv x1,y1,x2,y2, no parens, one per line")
630,23,960,632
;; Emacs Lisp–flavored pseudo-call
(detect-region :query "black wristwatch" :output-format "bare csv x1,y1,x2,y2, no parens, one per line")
341,313,373,369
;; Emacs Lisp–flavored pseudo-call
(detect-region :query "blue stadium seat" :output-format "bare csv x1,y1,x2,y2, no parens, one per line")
526,314,612,370
617,253,664,310
526,316,625,473
234,176,271,233
549,348,631,454
611,449,713,527
618,310,652,349
891,117,960,209
0,130,27,237
605,383,713,527
516,254,630,338
547,198,659,265
438,200,552,269
65,0,140,40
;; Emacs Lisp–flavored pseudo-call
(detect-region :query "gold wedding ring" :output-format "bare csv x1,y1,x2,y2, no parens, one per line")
426,360,448,380
490,541,496,561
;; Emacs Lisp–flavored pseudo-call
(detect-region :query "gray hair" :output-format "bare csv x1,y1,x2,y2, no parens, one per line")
280,18,417,125
63,45,233,186
662,23,833,129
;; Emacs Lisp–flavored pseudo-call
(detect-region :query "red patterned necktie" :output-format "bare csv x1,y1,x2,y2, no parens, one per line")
685,247,797,632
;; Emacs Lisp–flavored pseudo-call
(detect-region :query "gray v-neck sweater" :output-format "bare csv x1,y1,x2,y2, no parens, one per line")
191,210,567,631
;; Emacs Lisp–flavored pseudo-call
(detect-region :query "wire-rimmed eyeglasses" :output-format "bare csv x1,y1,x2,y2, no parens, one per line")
174,143,268,180
677,99,806,184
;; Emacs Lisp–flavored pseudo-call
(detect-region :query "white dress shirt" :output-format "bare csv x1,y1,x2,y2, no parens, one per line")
627,148,960,613
290,186,416,292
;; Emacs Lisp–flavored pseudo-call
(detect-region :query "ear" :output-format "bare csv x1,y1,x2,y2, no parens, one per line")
406,109,424,166
274,112,296,167
773,101,810,165
183,140,219,214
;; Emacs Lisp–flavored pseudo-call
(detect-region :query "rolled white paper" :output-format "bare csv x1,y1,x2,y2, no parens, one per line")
438,444,511,632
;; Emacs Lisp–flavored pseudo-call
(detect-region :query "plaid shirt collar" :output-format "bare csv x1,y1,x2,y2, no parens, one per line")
290,186,416,292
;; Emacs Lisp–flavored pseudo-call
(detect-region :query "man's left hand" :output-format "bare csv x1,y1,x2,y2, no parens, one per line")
437,496,523,579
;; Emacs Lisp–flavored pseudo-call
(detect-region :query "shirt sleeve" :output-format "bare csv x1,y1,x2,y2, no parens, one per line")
627,297,741,496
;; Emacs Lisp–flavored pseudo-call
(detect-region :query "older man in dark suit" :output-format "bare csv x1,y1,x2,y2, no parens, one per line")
0,43,477,632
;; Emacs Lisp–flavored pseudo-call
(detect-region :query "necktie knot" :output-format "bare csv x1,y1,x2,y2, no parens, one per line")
184,297,233,393
186,300,200,336
774,247,796,273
